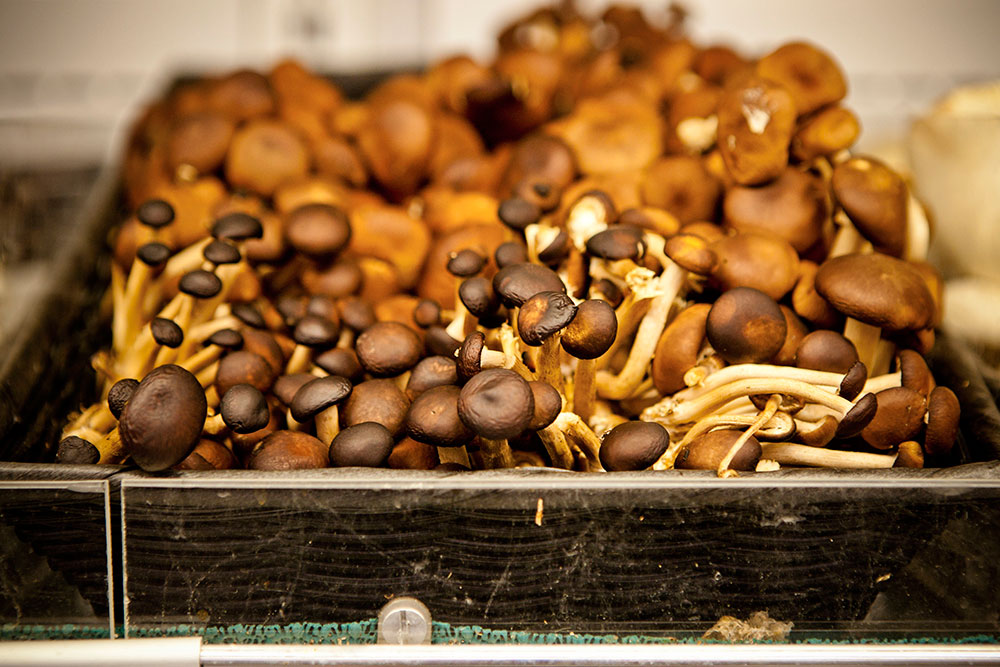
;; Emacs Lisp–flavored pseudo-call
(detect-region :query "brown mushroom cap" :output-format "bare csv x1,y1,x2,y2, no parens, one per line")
710,231,800,300
329,422,395,468
456,331,486,383
716,74,796,186
492,263,566,307
179,269,223,299
641,156,721,225
675,429,761,471
240,328,284,376
599,421,670,471
424,326,462,357
406,385,474,448
814,253,935,331
290,375,353,422
794,330,859,374
517,291,578,346
755,42,847,116
835,392,878,439
792,260,841,329
494,241,529,268
248,430,328,470
706,287,787,364
924,386,960,457
108,378,140,420
458,368,535,440
861,386,927,450
355,321,423,377
791,105,860,161
498,197,542,231
203,240,242,266
898,349,936,399
413,299,442,328
56,436,100,465
406,355,459,400
585,226,646,261
136,242,172,267
273,373,315,407
175,439,237,471
527,381,562,432
302,259,364,299
293,314,341,349
211,211,265,241
663,233,717,275
838,361,869,402
447,248,487,277
561,299,618,360
226,120,309,197
168,112,235,175
388,437,440,470
723,167,828,253
342,378,411,437
458,277,499,319
831,157,908,257
652,303,711,395
136,199,176,228
314,348,363,383
499,133,577,196
220,383,271,434
339,297,377,333
285,203,352,259
120,364,208,471
215,350,277,396
771,305,808,367
150,318,184,349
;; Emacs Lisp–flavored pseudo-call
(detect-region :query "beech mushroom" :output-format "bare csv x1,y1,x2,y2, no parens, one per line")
329,422,394,468
561,299,617,425
285,314,341,374
599,420,670,471
675,429,761,472
406,384,474,467
342,379,411,438
517,290,577,389
355,321,423,378
458,368,534,468
248,430,328,470
291,375,353,445
706,287,787,365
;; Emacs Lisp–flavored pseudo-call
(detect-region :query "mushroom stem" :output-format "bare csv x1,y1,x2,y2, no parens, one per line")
672,363,851,402
110,262,128,355
187,316,242,346
865,371,902,393
536,422,575,469
717,394,781,477
438,446,471,468
95,427,127,465
285,345,313,374
286,407,305,432
843,317,881,373
315,406,340,445
596,261,685,400
195,362,219,389
683,352,725,388
161,237,212,284
497,324,536,380
870,338,896,377
572,358,597,426
478,438,515,469
759,442,896,469
203,412,227,436
119,260,155,355
554,411,603,469
828,211,865,257
536,336,564,390
904,192,930,262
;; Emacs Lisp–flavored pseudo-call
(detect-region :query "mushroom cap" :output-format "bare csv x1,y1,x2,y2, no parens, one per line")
175,439,237,471
675,429,761,471
207,328,244,350
456,331,486,383
150,317,184,349
835,392,878,439
755,41,847,116
405,355,458,400
838,361,869,401
641,155,721,225
232,303,266,329
492,262,566,307
861,386,927,450
273,373,315,407
315,347,364,382
517,290,578,346
424,326,462,357
56,436,100,465
527,381,562,432
406,385,474,448
136,242,172,267
339,297,377,333
212,211,264,241
458,368,535,440
898,349,935,398
355,321,423,377
240,328,284,376
498,196,542,231
119,364,207,471
107,378,140,420
709,231,800,301
248,430,328,470
561,299,618,360
275,294,308,327
723,167,828,253
716,74,796,186
342,378,411,437
203,239,242,265
285,203,352,258
458,277,498,319
585,226,645,261
494,240,528,268
794,330,859,374
924,386,960,457
537,229,570,265
179,269,223,299
293,314,341,348
215,350,277,396
220,383,271,434
329,422,395,468
599,421,670,472
388,437,440,470
663,233,717,276
447,248,487,277
413,299,442,328
137,199,176,228
592,278,624,309
652,303,711,395
706,287,787,364
302,259,364,299
831,157,907,257
290,375,353,422
814,253,935,331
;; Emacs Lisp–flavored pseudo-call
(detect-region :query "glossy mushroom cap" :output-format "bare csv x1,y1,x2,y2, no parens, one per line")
794,330,859,374
924,386,960,457
220,383,271,434
215,350,277,396
458,277,499,319
329,422,395,468
179,269,223,299
585,226,645,261
517,291,577,346
342,378,411,437
494,241,528,268
561,299,618,360
456,331,486,383
652,303,711,395
339,297,377,333
232,303,266,329
860,387,927,450
599,421,670,472
723,167,828,253
273,373,315,407
355,321,423,376
406,384,474,448
458,368,535,440
248,430,328,470
675,429,761,471
212,211,264,241
388,437,440,470
527,380,562,432
151,318,184,349
285,203,352,259
293,313,340,348
706,287,787,364
898,349,935,398
492,262,566,307
756,42,847,115
447,248,486,277
136,242,172,267
119,364,208,471
289,375,353,423
107,378,140,420
315,348,364,382
815,253,935,331
664,233,717,276
498,196,542,231
136,199,175,228
203,240,242,265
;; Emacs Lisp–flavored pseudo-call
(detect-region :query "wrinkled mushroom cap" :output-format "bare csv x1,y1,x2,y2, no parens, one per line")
517,291,578,346
329,422,395,468
56,436,100,465
492,263,566,307
458,368,535,440
290,375,353,422
406,355,458,400
342,378,411,437
456,331,486,383
794,330,858,374
108,378,140,420
599,421,670,471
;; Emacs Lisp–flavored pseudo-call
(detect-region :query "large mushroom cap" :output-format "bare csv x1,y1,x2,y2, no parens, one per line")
492,263,566,307
248,430,327,470
706,287,787,364
675,429,761,471
220,383,271,434
406,384,474,448
831,157,907,257
119,364,207,471
342,378,411,437
458,368,535,440
355,321,423,376
814,253,935,331
290,375,353,422
329,422,395,468
599,421,670,471
517,290,577,346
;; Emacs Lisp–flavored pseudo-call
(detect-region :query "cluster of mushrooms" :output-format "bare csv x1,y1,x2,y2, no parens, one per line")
56,2,960,475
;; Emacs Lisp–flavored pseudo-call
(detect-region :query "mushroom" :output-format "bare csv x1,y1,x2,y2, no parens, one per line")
457,368,535,468
406,384,475,467
894,441,924,469
150,317,185,368
517,290,577,390
716,74,796,185
794,330,859,374
923,386,960,457
290,375,353,445
355,321,423,378
215,383,270,435
599,421,670,471
705,287,787,365
675,429,761,472
405,355,459,400
342,378,411,438
444,248,487,340
388,437,440,470
285,314,341,374
285,203,352,261
652,303,712,395
561,299,617,425
831,156,908,257
791,105,860,162
248,430,328,470
755,42,847,116
494,240,529,268
329,422,395,468
723,167,828,254
708,232,800,301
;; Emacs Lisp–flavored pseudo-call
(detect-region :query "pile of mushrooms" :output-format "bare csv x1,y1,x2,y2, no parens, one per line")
57,2,960,475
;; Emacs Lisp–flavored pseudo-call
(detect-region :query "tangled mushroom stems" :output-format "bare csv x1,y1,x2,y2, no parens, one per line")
61,4,957,473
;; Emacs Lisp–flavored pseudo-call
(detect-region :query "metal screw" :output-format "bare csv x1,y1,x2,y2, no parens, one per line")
377,596,432,645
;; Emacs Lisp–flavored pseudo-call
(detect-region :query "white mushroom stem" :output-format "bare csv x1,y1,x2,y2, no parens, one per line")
566,195,610,252
161,237,212,284
672,363,850,402
828,210,867,258
524,222,562,264
554,411,603,468
843,317,881,374
717,394,781,478
596,260,686,400
438,446,471,468
445,299,471,340
478,438,515,469
904,191,931,262
866,371,902,393
536,423,575,470
497,324,536,380
760,443,896,469
316,406,340,445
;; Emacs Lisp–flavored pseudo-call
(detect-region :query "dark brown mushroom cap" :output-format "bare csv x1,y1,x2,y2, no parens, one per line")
329,422,395,468
899,349,935,398
212,211,264,241
240,328,284,376
290,375,353,422
56,435,100,465
406,355,458,400
494,240,528,268
339,297,377,333
207,328,244,349
834,392,878,439
108,378,140,420
492,262,566,307
447,248,487,277
591,278,624,309
388,437,440,470
709,231,800,301
424,326,462,357
561,299,618,360
458,368,535,440
215,350,277,396
675,429,761,472
136,242,172,267
517,291,577,346
456,331,486,383
175,439,237,471
137,199,175,228
838,361,869,402
342,378,411,437
706,287,787,364
355,321,423,377
664,233,717,276
293,314,340,348
599,421,670,472
314,347,364,382
220,383,270,434
232,302,266,329
248,430,328,470
723,167,828,253
831,157,907,257
585,226,645,261
815,253,935,331
652,303,711,395
120,364,207,471
527,380,562,432
203,240,242,266
413,299,442,328
285,203,352,259
151,317,184,349
179,269,223,299
406,385,474,448
458,277,499,318
537,230,570,265
498,196,542,230
924,386,960,456
794,330,858,374
273,373,315,407
860,386,927,450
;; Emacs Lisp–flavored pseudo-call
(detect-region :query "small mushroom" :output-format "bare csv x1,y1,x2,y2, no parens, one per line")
329,422,394,468
218,383,270,434
791,105,860,161
923,386,960,457
561,299,617,424
458,368,535,468
652,303,711,395
755,42,847,116
291,375,353,445
894,440,924,469
108,378,140,420
517,290,577,389
285,314,341,374
405,356,458,400
599,421,670,471
55,436,100,465
794,330,859,374
492,262,566,308
495,240,529,268
641,156,721,224
831,156,908,258
406,384,475,467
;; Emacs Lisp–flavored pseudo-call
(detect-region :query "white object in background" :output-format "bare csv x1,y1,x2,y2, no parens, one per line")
0,637,201,667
